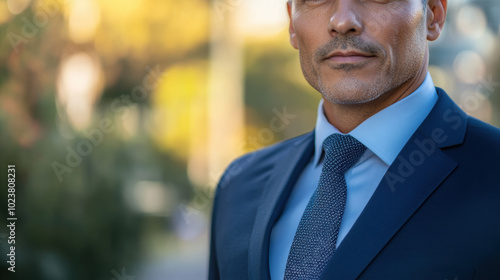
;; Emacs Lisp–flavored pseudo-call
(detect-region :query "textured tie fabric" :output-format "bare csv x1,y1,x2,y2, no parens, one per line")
284,134,366,280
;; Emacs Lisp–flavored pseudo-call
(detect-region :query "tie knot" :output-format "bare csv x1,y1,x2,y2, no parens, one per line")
322,134,366,174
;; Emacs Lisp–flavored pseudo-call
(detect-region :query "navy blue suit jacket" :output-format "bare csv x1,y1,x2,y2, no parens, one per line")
209,89,500,280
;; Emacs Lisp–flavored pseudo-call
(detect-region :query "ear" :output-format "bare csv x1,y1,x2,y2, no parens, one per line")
426,0,447,41
287,1,299,49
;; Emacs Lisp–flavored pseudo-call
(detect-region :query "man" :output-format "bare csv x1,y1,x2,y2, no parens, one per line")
209,0,500,279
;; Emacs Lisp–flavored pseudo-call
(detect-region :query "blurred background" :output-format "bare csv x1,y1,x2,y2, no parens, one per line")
0,0,499,279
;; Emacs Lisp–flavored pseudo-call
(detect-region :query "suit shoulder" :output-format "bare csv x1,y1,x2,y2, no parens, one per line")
217,131,313,188
465,116,500,150
450,117,500,173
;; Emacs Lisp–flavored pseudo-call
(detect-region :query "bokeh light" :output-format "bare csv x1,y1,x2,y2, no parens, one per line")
453,50,485,84
236,0,288,38
7,0,31,15
56,52,103,131
456,5,487,38
68,0,101,44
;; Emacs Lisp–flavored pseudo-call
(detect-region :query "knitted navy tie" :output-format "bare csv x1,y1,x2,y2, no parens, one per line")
284,134,366,280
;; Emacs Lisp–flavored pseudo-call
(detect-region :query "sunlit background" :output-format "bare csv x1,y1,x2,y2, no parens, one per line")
0,0,499,279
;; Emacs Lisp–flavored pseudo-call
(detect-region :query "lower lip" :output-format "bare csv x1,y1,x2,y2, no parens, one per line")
327,55,374,63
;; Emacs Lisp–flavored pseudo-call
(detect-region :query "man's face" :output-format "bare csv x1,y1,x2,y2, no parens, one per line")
288,0,431,105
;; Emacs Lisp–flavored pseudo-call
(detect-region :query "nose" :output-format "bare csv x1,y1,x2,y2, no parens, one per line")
328,0,362,36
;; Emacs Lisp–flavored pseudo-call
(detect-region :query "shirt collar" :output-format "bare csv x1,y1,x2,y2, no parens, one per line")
313,72,438,167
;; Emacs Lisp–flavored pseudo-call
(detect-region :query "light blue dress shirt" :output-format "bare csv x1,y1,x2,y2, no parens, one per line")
269,73,439,280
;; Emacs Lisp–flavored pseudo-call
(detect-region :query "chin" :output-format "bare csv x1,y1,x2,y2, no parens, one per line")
323,94,379,105
319,81,386,105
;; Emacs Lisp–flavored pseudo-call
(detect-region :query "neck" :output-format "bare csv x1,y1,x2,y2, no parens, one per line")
322,51,429,134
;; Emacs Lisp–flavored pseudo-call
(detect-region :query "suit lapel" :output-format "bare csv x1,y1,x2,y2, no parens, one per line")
321,88,468,279
248,131,315,280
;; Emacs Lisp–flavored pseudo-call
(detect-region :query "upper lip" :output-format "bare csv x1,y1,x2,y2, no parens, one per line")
324,51,375,60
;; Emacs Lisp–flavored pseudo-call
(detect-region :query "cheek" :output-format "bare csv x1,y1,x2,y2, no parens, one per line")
295,26,314,56
380,12,426,67
295,30,319,73
293,11,328,58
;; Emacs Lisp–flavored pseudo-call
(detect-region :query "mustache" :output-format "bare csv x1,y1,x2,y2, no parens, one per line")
316,36,383,60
